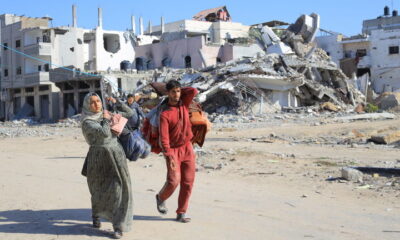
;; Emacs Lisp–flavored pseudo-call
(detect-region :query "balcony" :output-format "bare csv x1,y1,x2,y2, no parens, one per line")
24,42,52,56
23,72,50,87
1,73,49,89
1,79,14,89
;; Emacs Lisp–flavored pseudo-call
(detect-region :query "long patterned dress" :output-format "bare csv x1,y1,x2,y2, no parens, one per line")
81,103,133,232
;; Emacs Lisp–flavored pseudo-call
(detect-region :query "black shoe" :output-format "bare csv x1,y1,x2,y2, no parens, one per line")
92,216,101,228
156,194,168,215
176,213,191,223
113,229,123,239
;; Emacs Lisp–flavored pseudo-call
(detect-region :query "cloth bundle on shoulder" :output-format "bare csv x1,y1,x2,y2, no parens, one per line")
142,98,211,152
141,99,167,154
189,101,211,147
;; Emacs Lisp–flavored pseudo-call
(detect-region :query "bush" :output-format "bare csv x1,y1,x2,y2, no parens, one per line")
365,103,379,113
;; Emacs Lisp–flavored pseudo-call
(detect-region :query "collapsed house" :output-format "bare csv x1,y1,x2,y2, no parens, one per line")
0,5,141,120
0,5,365,121
133,12,364,114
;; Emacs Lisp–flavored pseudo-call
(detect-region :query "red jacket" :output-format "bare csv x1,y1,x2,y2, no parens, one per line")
159,87,198,157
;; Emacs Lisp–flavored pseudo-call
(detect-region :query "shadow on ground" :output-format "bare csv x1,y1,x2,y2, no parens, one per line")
133,215,175,221
0,209,108,238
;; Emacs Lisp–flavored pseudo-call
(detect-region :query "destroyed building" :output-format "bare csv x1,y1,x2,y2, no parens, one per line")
133,6,262,70
316,6,400,94
0,5,364,121
0,14,56,121
134,11,363,114
0,5,140,120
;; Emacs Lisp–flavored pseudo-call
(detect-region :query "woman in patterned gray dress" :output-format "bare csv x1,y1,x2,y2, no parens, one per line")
80,93,134,239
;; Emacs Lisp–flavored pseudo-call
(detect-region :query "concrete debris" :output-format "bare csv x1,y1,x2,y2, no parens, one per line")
369,131,400,145
0,115,81,138
335,113,395,121
320,102,339,112
354,103,365,113
341,167,363,183
130,12,365,116
374,92,400,110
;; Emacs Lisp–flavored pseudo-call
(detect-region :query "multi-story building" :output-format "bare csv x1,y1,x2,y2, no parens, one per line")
0,6,137,121
0,5,294,121
0,14,57,121
316,6,400,93
133,6,264,70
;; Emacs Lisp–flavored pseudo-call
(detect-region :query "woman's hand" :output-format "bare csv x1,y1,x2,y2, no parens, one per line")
106,97,117,104
103,110,112,120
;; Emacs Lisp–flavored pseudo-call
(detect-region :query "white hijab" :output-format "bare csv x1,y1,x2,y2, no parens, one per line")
80,92,103,123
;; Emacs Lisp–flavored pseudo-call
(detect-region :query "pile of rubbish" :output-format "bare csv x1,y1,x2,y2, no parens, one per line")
134,13,365,115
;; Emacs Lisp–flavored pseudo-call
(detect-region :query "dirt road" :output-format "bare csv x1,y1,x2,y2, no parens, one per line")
0,118,399,240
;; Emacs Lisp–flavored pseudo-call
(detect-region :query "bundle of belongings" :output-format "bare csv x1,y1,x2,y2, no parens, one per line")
109,101,151,161
189,102,212,147
141,83,212,154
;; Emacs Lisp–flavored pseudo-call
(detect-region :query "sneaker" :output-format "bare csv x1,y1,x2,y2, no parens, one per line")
113,229,123,239
176,213,191,223
156,194,168,215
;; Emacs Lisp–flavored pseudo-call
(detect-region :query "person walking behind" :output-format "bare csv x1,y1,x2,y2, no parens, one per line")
126,94,145,131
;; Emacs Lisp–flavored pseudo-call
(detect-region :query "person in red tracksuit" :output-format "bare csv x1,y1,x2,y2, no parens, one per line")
156,80,198,223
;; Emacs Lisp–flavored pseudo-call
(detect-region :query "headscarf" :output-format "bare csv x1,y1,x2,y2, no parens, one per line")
81,92,103,123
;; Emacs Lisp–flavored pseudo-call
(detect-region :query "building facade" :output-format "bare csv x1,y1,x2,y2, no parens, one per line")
0,6,138,121
316,6,400,93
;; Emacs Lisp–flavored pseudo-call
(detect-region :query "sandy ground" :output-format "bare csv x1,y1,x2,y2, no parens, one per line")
0,118,399,240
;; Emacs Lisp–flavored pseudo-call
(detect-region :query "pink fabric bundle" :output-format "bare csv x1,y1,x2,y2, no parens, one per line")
110,113,128,136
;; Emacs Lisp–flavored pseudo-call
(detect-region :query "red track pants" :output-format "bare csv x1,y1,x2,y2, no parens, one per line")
158,141,196,214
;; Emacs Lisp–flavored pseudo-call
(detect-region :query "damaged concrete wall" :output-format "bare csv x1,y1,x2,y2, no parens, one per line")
150,20,250,45
212,21,250,44
231,44,264,59
21,18,50,29
151,20,212,36
369,28,400,92
53,27,88,71
134,36,220,69
315,34,344,65
95,28,136,71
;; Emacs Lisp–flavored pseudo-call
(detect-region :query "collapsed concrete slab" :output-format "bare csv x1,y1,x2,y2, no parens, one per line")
335,113,396,121
132,12,365,115
369,131,400,145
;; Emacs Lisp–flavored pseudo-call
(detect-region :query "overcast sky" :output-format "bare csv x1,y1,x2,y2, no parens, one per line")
1,0,398,36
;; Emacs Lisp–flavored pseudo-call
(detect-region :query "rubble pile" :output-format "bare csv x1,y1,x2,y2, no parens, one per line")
137,13,365,115
0,120,55,138
56,115,81,128
0,115,81,138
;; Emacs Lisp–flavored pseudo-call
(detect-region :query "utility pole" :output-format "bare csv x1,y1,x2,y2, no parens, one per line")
100,76,107,111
